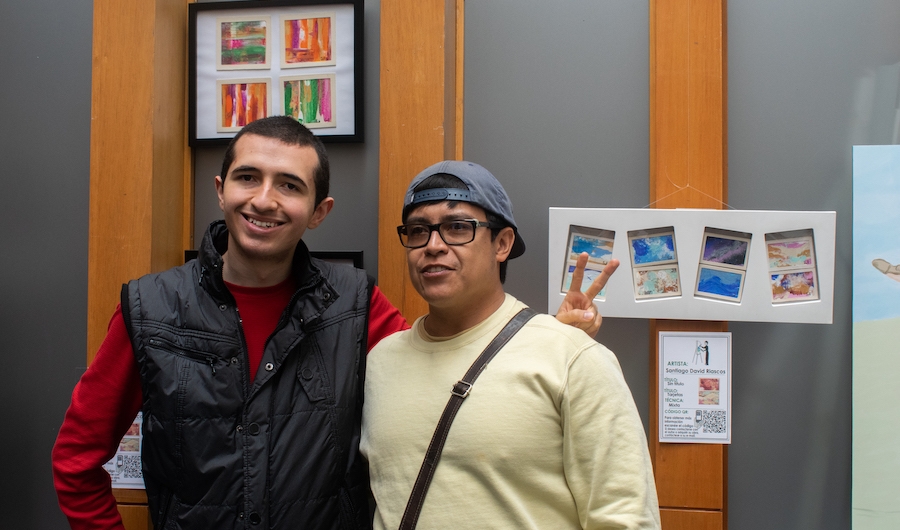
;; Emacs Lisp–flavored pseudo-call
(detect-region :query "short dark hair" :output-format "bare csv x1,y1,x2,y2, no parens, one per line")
406,173,510,283
220,116,331,206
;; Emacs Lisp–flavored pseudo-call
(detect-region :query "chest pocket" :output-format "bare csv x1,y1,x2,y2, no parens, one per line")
296,344,331,403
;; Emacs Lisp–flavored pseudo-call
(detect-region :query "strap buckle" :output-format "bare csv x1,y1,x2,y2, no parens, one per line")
451,380,472,398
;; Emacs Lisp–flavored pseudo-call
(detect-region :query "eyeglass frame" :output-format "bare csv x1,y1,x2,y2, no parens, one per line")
396,219,500,249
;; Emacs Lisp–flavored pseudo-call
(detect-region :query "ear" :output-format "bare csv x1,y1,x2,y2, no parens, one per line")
493,226,516,263
307,197,335,229
215,176,225,212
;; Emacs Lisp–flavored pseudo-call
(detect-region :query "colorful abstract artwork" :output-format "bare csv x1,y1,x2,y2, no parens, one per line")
218,80,269,132
852,145,900,530
283,15,334,67
695,229,751,303
561,226,614,298
282,74,335,128
631,233,676,265
770,270,817,302
629,228,680,299
702,235,749,267
217,17,270,69
634,266,680,299
696,266,744,301
765,231,818,303
767,237,815,269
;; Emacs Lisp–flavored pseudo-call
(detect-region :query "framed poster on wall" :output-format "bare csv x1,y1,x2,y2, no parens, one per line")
189,0,364,145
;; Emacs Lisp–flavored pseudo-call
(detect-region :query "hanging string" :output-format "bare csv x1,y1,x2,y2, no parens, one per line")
639,182,736,210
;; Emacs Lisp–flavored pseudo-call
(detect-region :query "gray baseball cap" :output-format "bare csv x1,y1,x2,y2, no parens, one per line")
403,160,526,259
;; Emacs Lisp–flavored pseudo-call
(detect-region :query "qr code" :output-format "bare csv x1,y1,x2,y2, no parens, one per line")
122,455,143,479
699,410,727,434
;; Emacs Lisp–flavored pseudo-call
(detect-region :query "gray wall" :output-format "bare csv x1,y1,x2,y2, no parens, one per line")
0,0,93,528
464,1,900,529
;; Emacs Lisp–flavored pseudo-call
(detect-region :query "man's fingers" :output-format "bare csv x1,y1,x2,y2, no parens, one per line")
582,258,620,300
567,252,589,293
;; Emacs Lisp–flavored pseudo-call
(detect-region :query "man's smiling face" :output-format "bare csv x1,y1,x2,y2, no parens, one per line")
215,133,332,272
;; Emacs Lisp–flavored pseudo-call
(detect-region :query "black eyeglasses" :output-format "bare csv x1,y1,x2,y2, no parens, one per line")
397,219,498,249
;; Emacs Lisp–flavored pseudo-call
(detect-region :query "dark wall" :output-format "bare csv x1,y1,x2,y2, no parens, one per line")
0,1,93,528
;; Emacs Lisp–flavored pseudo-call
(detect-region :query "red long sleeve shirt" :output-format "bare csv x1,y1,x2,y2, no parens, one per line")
51,284,408,529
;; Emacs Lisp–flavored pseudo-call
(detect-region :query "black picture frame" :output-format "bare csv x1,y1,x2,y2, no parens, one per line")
189,0,364,146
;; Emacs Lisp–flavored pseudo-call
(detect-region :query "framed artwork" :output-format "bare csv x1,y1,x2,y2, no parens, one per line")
190,0,363,145
560,225,615,299
216,16,271,70
282,14,336,68
628,227,681,299
695,228,751,303
765,230,819,303
281,74,336,128
217,79,271,132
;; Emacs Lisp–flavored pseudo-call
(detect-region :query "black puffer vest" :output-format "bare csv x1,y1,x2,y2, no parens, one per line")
122,221,371,529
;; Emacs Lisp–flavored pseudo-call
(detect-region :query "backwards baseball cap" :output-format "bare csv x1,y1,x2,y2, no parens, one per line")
403,160,526,259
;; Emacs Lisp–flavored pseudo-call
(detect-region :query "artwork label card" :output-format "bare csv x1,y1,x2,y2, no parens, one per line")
103,413,144,489
659,332,732,444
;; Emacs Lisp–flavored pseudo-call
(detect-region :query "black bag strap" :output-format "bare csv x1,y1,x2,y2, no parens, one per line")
398,307,538,530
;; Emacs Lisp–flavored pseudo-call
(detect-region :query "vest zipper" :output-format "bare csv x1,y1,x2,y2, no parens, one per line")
147,338,220,375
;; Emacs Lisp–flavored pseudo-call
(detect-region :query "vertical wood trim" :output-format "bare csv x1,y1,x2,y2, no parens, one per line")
86,0,189,356
649,0,728,528
378,0,462,320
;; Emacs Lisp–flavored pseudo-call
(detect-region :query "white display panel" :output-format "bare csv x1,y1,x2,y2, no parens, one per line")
548,208,835,324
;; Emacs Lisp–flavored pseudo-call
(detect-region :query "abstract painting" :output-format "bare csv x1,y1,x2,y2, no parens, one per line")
282,74,335,128
702,235,749,267
634,265,681,299
767,237,815,269
217,17,270,69
561,225,614,298
696,266,744,301
630,232,676,265
283,14,335,67
770,270,817,302
217,80,269,132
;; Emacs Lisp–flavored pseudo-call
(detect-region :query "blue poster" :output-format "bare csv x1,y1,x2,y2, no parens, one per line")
852,145,900,530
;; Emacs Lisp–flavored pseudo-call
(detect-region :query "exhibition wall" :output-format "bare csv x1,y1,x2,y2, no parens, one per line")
4,0,899,528
464,0,899,528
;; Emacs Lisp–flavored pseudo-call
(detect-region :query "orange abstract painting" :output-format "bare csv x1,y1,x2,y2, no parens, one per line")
283,15,334,67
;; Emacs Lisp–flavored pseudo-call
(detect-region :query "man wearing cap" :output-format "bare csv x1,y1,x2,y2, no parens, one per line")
361,161,660,529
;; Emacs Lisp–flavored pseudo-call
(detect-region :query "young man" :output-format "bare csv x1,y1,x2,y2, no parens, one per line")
52,119,609,529
361,161,661,529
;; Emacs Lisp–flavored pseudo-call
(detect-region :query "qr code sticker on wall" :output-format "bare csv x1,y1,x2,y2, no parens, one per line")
699,410,727,434
122,455,143,479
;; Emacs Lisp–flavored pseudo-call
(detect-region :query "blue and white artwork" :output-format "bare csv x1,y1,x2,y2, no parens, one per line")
630,232,676,265
696,266,743,301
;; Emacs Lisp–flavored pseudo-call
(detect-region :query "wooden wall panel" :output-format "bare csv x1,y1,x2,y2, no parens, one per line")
87,0,189,362
661,508,725,530
649,0,728,527
377,0,463,320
